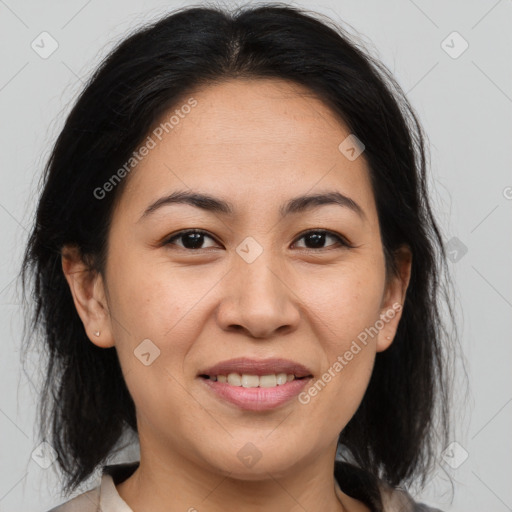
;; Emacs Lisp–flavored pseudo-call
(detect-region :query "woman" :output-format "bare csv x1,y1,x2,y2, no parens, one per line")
21,3,454,511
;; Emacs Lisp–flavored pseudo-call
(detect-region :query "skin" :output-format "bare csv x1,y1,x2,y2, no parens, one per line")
62,78,412,512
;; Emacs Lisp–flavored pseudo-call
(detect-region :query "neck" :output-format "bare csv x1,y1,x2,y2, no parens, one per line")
115,445,369,512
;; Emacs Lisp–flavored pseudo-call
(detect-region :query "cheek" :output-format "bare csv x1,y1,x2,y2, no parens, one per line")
107,245,217,339
106,257,207,441
300,315,377,434
296,264,384,418
300,259,385,343
121,363,207,461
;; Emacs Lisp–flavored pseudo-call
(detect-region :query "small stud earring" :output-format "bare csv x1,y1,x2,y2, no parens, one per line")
94,330,100,337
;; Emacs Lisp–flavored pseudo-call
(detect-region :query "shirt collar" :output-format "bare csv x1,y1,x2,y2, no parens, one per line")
99,462,139,511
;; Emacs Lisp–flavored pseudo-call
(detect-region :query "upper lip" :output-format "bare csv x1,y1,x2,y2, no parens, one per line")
199,357,313,378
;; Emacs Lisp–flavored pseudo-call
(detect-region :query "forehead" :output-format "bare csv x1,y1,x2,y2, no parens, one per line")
171,78,350,155
115,78,378,226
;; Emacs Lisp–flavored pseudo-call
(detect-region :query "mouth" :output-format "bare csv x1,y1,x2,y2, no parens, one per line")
197,357,313,411
198,356,313,380
199,373,310,387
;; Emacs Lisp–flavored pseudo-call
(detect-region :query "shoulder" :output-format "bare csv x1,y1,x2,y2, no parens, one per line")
44,461,138,512
333,460,443,512
45,485,100,512
379,482,444,512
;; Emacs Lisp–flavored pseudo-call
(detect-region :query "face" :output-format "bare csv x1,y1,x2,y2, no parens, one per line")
63,78,411,480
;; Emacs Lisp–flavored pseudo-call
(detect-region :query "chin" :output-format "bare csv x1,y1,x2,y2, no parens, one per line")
198,445,304,481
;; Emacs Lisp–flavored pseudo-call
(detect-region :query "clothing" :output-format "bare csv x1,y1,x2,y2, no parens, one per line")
46,460,442,512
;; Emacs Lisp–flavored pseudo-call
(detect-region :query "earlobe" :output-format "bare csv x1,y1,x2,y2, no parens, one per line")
376,245,412,352
61,245,115,348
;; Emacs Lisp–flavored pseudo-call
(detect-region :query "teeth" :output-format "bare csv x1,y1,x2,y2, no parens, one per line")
210,372,297,387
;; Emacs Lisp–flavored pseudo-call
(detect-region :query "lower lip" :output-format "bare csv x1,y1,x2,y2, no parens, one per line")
199,377,312,411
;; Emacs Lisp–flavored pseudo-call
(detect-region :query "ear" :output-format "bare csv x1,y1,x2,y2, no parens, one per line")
376,245,412,352
61,245,115,348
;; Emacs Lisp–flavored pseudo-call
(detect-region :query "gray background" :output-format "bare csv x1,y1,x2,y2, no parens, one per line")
1,0,511,510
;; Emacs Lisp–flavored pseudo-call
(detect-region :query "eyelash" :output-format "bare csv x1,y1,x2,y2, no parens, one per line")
162,229,354,252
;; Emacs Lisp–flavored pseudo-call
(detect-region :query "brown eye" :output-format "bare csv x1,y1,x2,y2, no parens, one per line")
293,230,351,250
163,229,352,252
164,230,219,250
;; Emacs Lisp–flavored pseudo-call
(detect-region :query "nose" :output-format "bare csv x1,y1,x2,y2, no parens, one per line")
215,253,301,339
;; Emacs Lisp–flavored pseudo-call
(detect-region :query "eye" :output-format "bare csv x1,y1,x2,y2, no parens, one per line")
163,228,352,252
292,229,352,250
163,229,219,250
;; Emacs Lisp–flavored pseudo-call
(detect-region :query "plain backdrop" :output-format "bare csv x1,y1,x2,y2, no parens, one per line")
0,0,511,511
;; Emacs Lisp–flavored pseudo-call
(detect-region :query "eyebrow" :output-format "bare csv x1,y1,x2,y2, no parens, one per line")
139,189,366,221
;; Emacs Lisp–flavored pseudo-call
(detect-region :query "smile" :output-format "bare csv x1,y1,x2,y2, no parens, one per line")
199,373,312,411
